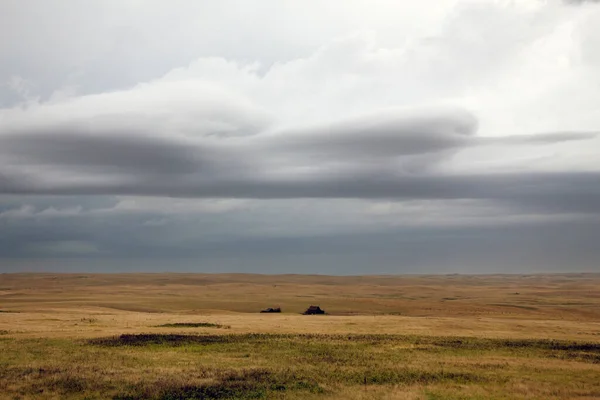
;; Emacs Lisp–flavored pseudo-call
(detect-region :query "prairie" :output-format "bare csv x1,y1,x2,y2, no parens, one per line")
0,273,599,399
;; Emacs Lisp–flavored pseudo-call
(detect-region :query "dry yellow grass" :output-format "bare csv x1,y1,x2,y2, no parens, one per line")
2,273,600,339
1,273,599,399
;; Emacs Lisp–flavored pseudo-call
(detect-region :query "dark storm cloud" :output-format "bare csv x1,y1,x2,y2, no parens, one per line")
2,217,600,273
0,107,598,218
254,108,478,159
0,128,238,175
3,169,599,210
2,131,202,174
0,172,26,193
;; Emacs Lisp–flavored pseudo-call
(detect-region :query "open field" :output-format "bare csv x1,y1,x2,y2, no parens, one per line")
1,273,599,399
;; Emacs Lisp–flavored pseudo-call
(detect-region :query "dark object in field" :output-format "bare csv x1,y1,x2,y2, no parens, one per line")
260,307,281,313
303,305,325,315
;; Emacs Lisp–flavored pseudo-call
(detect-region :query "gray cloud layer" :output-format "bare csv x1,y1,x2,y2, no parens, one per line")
1,104,598,221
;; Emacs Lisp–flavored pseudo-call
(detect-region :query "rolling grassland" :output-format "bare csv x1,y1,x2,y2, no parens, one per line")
0,273,599,399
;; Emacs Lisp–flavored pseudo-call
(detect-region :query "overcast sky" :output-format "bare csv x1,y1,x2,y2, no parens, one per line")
1,0,599,274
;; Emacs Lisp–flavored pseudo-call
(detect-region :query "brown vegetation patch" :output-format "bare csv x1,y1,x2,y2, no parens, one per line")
113,369,323,399
156,322,229,329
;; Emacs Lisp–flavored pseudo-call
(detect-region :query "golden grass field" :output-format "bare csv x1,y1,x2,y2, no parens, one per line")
1,273,599,399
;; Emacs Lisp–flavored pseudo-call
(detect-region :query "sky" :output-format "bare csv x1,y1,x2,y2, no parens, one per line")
1,0,599,274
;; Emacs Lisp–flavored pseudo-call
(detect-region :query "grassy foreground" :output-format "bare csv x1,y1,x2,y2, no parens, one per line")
0,273,599,399
2,332,600,399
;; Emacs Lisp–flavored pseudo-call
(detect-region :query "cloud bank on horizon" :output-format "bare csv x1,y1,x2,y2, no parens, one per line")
1,0,599,273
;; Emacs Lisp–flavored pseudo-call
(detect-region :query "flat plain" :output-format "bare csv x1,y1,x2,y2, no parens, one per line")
0,273,599,399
